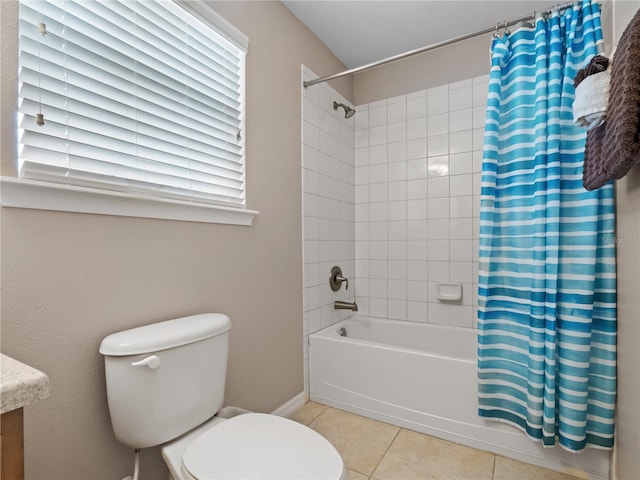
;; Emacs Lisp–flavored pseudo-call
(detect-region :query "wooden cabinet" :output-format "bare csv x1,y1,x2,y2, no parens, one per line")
1,408,24,480
0,354,49,480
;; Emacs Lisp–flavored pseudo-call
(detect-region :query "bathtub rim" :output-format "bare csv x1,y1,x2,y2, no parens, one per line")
309,315,478,362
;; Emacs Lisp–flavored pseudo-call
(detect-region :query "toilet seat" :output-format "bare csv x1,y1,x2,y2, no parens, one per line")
181,413,343,480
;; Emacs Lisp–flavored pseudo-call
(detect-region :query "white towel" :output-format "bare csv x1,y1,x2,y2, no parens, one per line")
573,70,610,130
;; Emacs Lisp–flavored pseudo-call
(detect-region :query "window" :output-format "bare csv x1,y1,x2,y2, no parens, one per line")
13,0,255,224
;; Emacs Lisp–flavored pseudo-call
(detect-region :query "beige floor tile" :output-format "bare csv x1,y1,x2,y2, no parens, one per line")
343,468,370,480
493,456,584,480
309,408,400,476
289,400,329,426
373,429,495,480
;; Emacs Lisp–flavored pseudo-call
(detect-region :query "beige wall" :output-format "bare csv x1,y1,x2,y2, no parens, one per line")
612,2,640,479
615,167,640,480
0,1,351,479
354,33,494,105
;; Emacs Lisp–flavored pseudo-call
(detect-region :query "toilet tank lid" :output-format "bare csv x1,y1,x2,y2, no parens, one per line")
99,313,231,356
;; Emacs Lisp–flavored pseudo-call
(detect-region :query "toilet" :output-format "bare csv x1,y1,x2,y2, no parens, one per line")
99,313,343,480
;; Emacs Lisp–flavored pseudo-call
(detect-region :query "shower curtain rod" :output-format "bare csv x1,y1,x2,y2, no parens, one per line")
303,0,579,88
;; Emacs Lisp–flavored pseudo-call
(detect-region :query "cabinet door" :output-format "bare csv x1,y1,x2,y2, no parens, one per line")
1,408,24,480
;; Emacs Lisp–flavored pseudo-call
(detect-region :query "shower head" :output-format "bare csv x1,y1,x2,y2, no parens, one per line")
333,101,356,119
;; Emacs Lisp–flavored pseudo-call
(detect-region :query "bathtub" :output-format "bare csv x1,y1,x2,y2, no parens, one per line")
309,316,610,480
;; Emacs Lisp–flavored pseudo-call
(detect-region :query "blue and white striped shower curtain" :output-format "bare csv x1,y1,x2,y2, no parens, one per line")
477,0,616,452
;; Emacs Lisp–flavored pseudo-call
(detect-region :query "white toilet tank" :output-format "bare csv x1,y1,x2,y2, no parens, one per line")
99,313,231,449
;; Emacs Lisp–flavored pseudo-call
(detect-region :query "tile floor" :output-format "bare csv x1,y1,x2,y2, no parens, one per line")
290,401,583,480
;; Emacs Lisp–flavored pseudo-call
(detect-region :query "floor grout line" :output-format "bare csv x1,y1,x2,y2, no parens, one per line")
368,426,402,479
491,452,497,480
312,406,330,424
305,403,330,427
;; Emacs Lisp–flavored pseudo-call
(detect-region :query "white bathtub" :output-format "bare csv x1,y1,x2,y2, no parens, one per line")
309,316,609,480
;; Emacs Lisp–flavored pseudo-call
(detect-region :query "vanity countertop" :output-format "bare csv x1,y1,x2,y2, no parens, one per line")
1,354,50,414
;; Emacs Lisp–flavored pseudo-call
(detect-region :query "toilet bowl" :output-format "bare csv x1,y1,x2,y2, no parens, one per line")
99,313,343,480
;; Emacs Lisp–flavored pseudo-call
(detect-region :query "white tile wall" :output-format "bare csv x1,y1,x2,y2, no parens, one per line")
301,66,356,395
354,73,489,327
302,67,490,395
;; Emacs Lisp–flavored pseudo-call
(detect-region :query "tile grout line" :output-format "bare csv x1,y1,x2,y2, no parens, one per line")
491,452,497,480
367,426,402,480
308,405,331,427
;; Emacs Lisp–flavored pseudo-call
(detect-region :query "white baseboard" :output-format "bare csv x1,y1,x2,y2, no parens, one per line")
271,392,306,418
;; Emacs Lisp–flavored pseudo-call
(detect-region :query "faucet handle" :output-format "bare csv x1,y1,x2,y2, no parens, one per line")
329,266,349,291
336,275,348,290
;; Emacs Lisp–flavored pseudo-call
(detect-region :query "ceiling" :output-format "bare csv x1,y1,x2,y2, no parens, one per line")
282,1,556,69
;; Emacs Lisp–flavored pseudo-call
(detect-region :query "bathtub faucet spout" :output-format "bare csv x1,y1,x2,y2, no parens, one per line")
334,300,358,312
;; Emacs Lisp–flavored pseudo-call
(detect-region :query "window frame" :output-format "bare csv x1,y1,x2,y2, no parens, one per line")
2,0,257,226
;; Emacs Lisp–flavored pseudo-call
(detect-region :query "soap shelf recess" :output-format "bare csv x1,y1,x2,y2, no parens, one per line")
436,283,462,302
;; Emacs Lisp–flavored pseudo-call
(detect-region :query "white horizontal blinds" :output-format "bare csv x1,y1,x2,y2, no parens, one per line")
18,0,247,207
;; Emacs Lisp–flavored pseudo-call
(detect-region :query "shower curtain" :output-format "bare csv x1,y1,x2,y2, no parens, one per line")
477,0,616,452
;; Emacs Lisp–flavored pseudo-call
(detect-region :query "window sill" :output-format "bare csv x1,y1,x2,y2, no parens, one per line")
0,177,259,226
